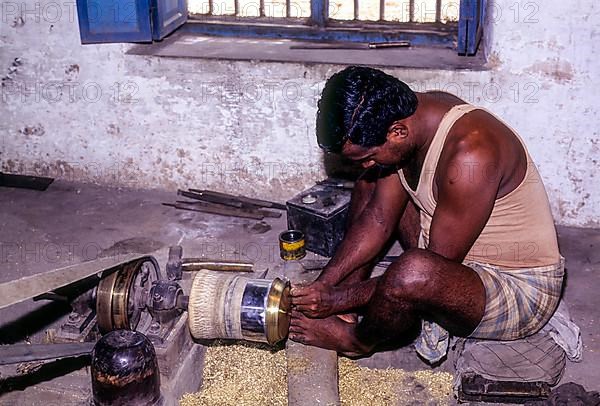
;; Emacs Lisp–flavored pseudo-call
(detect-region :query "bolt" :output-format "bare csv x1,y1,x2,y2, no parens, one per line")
68,313,80,322
150,322,160,331
168,285,176,292
153,293,163,302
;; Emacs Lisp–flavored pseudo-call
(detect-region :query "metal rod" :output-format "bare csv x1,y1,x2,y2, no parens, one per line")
178,189,244,208
0,342,95,365
187,189,287,210
33,292,69,302
182,259,254,273
435,0,442,22
162,202,265,220
175,200,281,218
235,0,239,15
260,0,265,16
409,0,415,22
379,0,385,21
289,40,410,50
354,0,359,20
0,172,53,191
286,0,290,17
207,0,213,15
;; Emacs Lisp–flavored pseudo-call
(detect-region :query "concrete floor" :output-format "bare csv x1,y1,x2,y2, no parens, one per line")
0,181,598,403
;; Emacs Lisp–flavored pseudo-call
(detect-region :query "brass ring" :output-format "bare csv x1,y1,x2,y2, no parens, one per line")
265,278,291,345
96,257,159,334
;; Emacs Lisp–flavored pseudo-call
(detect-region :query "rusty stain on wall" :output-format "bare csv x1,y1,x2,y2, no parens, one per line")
525,58,575,83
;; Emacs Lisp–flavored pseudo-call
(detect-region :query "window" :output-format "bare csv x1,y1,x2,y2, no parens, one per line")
75,0,485,55
76,0,187,42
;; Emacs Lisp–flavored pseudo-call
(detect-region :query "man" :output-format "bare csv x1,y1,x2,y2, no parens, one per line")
289,66,564,361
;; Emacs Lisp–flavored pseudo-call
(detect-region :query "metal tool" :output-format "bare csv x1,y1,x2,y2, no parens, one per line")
165,245,183,281
0,171,54,191
163,202,265,219
166,188,286,220
316,178,355,190
290,40,411,50
176,199,282,218
188,188,287,210
459,373,551,403
164,245,254,276
0,342,95,365
181,259,254,273
178,189,244,208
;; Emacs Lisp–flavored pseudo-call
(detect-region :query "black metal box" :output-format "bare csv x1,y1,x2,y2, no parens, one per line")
286,184,351,257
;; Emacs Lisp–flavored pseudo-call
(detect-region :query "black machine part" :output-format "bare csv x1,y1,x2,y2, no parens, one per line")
145,280,187,344
0,172,54,191
91,329,162,406
458,373,551,403
165,245,183,281
0,247,212,367
95,257,161,335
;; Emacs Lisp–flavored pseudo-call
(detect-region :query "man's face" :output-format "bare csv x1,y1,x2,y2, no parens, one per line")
341,142,393,170
341,126,415,170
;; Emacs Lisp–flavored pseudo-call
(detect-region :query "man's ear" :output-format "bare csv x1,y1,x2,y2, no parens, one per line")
388,122,409,141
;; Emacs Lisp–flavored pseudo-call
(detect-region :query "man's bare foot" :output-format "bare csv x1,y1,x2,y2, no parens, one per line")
289,310,373,356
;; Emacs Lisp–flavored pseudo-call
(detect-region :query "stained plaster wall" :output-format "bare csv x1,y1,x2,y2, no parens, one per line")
0,0,598,227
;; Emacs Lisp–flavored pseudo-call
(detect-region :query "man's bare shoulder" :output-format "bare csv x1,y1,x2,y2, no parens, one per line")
436,108,526,197
441,110,501,170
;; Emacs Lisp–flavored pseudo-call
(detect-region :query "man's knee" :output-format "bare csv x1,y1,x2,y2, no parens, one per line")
378,248,440,302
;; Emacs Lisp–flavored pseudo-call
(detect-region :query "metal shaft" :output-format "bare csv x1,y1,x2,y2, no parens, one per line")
0,342,95,365
181,259,254,272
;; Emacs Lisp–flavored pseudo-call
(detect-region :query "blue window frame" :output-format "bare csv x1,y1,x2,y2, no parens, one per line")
75,0,484,55
457,0,485,55
76,0,187,43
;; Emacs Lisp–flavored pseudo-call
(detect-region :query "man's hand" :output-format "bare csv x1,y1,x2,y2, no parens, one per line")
290,281,338,319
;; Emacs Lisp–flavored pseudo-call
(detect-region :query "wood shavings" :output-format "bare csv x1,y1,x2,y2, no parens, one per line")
180,341,287,406
339,358,453,405
181,343,453,406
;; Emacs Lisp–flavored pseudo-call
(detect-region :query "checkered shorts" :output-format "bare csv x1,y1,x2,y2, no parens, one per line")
467,258,565,340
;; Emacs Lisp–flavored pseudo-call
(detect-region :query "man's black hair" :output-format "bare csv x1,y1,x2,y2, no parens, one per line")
316,66,418,153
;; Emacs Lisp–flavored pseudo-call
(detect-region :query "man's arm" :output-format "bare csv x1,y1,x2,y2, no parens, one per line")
428,136,500,262
290,171,409,317
316,171,409,285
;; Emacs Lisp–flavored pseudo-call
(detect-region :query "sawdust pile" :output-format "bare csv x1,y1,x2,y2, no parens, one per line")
180,343,453,406
338,358,453,405
180,341,288,406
